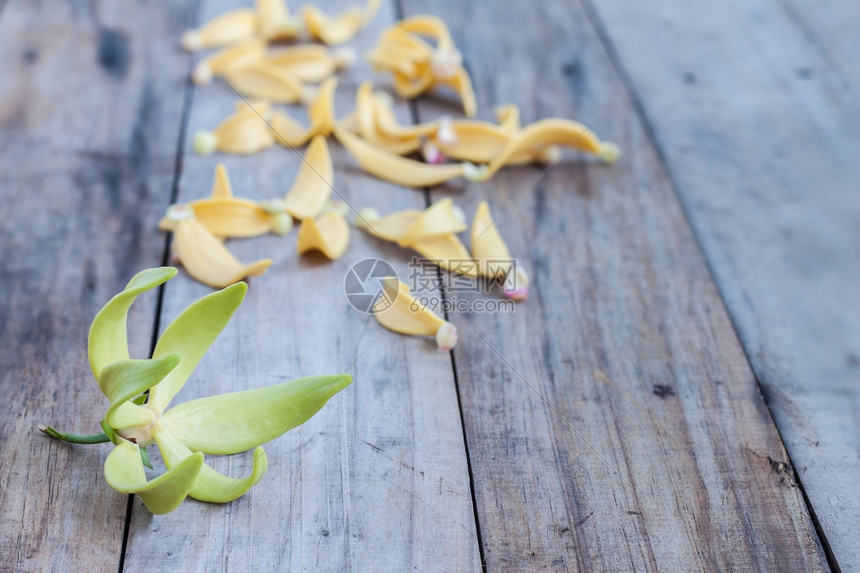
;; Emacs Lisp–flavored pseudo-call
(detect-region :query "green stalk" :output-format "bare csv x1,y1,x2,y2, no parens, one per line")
39,425,111,444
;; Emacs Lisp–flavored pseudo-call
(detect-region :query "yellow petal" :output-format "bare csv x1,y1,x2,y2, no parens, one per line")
411,233,477,278
303,0,380,45
270,78,337,148
283,135,334,219
155,429,267,504
210,163,234,198
267,45,353,83
191,39,266,86
174,217,272,288
486,118,618,178
435,67,477,117
104,439,204,515
181,9,258,51
352,82,422,155
255,0,303,41
432,118,513,163
334,126,469,187
397,197,467,247
392,63,435,99
374,281,458,349
495,103,521,132
224,61,305,104
470,200,512,278
193,104,275,156
297,211,350,260
397,15,455,51
158,165,276,238
355,208,421,242
371,91,437,140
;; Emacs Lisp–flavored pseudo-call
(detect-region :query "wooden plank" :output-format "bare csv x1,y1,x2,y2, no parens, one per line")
121,1,481,571
0,0,197,571
401,0,830,569
775,0,860,98
582,0,860,567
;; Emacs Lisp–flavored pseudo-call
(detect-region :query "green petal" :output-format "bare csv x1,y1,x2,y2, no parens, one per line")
99,355,182,425
162,374,352,455
104,439,203,515
154,430,267,503
147,282,248,413
88,267,177,381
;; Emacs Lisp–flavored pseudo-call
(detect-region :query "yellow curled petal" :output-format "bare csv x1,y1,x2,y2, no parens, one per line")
224,61,305,104
411,233,477,278
392,64,435,99
355,208,421,242
372,91,437,140
255,0,303,42
470,200,513,278
303,6,361,45
158,165,275,238
174,218,272,288
104,439,204,515
154,429,267,504
194,105,275,156
432,119,513,163
374,281,458,349
271,78,337,148
304,0,380,45
88,267,177,379
486,118,617,178
397,15,455,51
495,104,521,132
435,67,477,117
352,82,422,155
334,126,468,187
398,198,467,247
283,135,333,219
191,39,266,86
181,9,258,52
267,45,353,83
297,211,350,260
371,26,434,62
210,163,233,198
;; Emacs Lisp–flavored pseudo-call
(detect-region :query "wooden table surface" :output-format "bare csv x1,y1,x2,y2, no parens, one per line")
1,0,857,571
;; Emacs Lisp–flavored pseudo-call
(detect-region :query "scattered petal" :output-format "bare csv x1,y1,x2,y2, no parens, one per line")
297,211,350,260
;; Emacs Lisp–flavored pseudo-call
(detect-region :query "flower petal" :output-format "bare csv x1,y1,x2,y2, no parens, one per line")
162,374,352,454
99,355,181,424
296,211,350,260
88,267,177,381
155,430,267,503
147,282,247,413
104,439,203,515
282,135,334,219
172,218,272,288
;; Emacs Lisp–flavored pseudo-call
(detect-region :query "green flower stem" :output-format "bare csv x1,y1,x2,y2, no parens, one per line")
39,425,111,444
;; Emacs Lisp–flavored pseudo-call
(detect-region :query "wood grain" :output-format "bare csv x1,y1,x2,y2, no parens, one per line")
583,0,860,567
0,0,197,571
401,0,830,569
120,1,481,571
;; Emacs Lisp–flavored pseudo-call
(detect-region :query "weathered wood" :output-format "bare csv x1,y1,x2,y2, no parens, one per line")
0,0,196,571
120,1,481,571
776,0,860,98
583,0,860,568
401,0,830,569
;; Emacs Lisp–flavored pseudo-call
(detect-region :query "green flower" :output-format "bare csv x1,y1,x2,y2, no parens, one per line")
42,267,351,514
